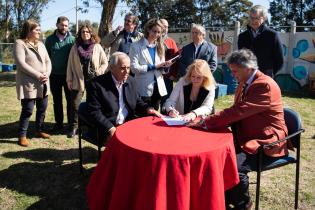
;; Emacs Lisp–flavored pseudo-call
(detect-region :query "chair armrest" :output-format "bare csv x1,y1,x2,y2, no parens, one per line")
263,129,305,149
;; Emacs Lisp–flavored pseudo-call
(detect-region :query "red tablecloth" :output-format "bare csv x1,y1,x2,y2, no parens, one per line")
87,116,239,210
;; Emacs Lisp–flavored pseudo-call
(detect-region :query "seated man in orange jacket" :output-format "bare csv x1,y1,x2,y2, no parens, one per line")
189,49,289,210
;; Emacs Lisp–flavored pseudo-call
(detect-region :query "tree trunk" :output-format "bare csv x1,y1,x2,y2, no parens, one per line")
98,0,119,38
4,0,11,41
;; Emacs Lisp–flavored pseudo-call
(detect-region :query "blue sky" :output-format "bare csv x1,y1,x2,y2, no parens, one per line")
40,0,270,31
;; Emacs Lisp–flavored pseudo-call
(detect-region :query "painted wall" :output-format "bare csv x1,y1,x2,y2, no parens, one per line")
169,31,315,93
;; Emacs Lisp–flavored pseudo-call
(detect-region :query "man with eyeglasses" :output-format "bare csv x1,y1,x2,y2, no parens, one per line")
238,5,284,78
188,49,288,210
103,12,143,56
45,16,75,133
86,52,161,143
178,23,217,78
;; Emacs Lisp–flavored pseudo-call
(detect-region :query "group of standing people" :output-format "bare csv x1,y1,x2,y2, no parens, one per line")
13,4,287,210
14,12,220,146
14,16,108,146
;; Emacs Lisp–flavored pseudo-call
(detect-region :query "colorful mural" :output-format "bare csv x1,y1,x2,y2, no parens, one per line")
276,32,315,92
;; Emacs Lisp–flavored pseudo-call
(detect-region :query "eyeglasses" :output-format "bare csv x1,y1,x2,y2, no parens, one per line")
191,31,201,35
125,19,133,23
120,66,130,71
151,29,161,34
81,30,90,34
249,16,263,21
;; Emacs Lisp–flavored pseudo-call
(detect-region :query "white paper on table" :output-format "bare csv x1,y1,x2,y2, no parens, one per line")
161,116,187,126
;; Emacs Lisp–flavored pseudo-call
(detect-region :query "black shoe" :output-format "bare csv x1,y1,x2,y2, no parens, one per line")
67,128,77,138
51,123,64,133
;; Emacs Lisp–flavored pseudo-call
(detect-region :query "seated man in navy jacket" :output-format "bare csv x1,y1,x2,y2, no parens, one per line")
178,23,217,78
86,52,161,141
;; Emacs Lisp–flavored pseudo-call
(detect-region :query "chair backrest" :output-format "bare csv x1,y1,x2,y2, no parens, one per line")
284,108,303,148
78,101,95,127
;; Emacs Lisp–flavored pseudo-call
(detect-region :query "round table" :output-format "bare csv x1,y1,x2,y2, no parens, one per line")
87,116,239,210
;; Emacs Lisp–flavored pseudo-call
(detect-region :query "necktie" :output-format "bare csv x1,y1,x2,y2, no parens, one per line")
241,83,248,101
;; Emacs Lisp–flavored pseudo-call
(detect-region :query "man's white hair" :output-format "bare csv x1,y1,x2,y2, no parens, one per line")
250,5,268,21
191,23,206,36
109,52,130,68
226,49,258,70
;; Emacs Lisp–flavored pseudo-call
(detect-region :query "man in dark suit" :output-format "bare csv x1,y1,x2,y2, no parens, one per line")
189,49,289,210
238,5,284,78
86,52,161,141
178,23,217,77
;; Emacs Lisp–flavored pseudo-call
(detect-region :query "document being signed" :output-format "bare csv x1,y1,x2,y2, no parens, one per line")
161,116,187,126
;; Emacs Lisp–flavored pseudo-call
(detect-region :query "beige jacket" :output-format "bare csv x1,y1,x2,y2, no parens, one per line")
14,39,52,100
66,43,108,92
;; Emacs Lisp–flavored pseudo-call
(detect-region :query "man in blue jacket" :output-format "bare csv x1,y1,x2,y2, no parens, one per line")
238,5,284,78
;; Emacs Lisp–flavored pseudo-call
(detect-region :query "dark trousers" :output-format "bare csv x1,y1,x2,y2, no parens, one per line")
69,90,84,129
18,96,48,137
50,74,71,126
141,82,162,111
160,77,174,111
225,145,284,209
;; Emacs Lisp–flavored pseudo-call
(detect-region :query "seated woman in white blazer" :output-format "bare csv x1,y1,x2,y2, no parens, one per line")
129,18,172,110
164,59,216,122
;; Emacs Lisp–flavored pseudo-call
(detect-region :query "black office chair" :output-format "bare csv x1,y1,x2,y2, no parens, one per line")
78,102,103,173
254,108,305,210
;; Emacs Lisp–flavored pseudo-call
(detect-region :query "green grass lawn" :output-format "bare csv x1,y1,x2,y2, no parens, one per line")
0,72,314,209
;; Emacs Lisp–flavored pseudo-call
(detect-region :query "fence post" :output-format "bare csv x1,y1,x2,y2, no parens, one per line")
287,21,296,74
233,21,240,51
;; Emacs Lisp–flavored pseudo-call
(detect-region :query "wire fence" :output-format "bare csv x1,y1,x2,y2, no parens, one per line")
0,43,14,64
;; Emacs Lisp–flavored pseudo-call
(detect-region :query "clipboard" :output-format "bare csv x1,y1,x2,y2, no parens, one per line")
169,54,181,63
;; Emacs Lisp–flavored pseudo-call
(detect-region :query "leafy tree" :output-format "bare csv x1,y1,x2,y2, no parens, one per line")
269,0,315,31
82,0,252,37
128,0,197,30
0,0,51,42
129,0,252,31
82,0,121,38
225,0,252,28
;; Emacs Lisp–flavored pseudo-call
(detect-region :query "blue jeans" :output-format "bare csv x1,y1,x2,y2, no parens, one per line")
18,96,48,137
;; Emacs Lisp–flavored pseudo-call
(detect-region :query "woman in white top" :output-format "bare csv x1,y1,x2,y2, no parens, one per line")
129,18,172,110
164,59,216,122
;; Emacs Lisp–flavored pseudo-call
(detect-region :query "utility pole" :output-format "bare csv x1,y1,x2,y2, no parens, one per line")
76,0,78,33
300,0,304,24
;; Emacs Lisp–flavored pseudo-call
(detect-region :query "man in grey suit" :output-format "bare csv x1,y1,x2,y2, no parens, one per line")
178,24,217,78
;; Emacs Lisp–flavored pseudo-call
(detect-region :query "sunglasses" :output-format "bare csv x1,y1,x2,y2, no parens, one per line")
125,19,133,23
151,29,161,34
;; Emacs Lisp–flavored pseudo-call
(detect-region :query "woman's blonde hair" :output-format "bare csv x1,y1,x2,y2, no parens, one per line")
184,59,216,90
143,18,165,58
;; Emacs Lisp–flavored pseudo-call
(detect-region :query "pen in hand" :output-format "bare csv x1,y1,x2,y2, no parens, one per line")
169,106,179,118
